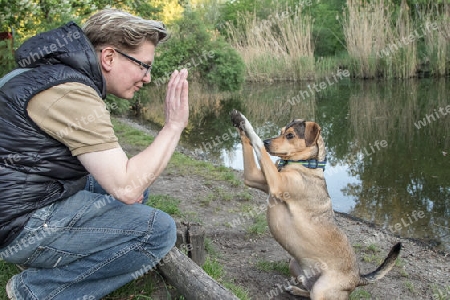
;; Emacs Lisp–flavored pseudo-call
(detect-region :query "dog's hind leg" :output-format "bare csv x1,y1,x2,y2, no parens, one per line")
286,286,310,297
287,259,311,297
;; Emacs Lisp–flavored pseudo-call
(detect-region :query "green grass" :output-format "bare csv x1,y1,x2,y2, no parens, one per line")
395,257,409,277
247,214,268,235
204,237,219,258
223,281,250,300
102,273,159,300
215,186,234,202
405,281,415,294
112,118,155,148
168,152,241,186
202,256,224,279
202,256,250,300
366,244,379,253
362,253,383,264
198,186,235,206
352,243,363,252
237,190,253,201
349,288,372,299
146,194,182,217
0,261,19,299
202,238,249,299
112,118,241,186
430,284,450,300
360,243,384,265
256,260,290,276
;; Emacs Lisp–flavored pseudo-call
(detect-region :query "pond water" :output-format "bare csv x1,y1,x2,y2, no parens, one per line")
142,77,450,252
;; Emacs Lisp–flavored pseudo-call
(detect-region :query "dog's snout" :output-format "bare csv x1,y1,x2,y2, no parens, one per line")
263,139,271,151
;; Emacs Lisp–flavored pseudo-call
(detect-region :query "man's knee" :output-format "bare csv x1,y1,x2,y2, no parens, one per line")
154,210,177,252
163,212,176,247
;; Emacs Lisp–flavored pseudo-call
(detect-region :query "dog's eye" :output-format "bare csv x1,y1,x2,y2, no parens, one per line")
286,133,294,139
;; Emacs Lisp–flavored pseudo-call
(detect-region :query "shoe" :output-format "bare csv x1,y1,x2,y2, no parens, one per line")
6,277,16,300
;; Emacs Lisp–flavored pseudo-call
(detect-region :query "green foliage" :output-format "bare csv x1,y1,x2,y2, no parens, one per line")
152,9,245,92
307,0,347,57
0,40,15,77
105,94,131,116
219,0,276,29
204,39,245,92
0,0,161,41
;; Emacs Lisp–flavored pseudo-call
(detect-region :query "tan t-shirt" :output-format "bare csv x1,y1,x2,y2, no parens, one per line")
27,82,120,156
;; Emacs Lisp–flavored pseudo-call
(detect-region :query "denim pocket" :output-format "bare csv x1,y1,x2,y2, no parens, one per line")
29,203,56,223
24,245,87,268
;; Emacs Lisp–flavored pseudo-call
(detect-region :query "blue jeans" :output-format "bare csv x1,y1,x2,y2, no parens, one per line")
0,175,176,300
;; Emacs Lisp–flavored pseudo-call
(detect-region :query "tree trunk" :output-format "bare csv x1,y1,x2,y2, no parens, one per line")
157,247,239,300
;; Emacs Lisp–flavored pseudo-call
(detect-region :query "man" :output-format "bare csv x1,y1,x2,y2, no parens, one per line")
0,8,188,299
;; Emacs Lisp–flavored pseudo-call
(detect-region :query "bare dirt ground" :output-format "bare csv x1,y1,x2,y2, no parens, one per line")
120,118,450,300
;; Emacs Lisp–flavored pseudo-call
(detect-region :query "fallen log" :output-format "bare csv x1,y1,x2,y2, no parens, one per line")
157,247,239,300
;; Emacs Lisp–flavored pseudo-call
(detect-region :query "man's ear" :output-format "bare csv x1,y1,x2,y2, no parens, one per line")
304,122,321,147
100,48,115,72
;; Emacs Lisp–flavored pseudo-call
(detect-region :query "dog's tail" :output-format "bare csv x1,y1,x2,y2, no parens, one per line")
357,242,402,287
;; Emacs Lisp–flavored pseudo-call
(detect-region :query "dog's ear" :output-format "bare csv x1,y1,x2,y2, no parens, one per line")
304,122,321,147
280,126,286,134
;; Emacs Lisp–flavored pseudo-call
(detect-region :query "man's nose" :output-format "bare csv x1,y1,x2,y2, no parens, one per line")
142,72,151,83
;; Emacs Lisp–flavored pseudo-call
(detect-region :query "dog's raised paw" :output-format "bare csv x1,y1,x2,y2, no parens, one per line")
230,109,246,130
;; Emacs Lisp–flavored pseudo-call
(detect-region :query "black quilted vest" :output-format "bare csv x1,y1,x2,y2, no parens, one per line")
0,21,106,247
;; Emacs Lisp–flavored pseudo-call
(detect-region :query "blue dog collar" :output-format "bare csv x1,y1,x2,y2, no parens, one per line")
277,157,327,170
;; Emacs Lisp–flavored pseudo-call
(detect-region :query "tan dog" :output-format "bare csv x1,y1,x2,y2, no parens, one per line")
230,109,401,300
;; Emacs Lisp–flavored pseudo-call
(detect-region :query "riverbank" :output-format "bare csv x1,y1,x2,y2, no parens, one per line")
111,117,449,300
2,116,445,300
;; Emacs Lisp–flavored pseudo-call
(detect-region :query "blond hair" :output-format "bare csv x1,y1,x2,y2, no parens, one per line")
82,8,168,51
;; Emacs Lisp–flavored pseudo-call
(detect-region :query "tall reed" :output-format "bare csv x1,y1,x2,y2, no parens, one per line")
388,0,417,78
343,0,417,79
342,0,389,78
422,4,450,77
225,5,315,82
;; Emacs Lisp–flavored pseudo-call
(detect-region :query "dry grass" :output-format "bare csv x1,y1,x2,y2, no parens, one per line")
422,5,450,76
342,0,390,78
225,5,315,82
221,1,448,82
342,0,417,79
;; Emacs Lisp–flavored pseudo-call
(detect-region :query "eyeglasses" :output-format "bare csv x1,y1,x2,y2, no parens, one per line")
114,48,152,75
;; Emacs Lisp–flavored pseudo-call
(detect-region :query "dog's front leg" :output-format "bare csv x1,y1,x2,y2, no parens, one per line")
231,110,284,199
237,128,269,193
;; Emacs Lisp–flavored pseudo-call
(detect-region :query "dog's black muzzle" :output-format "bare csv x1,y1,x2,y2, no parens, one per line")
263,139,271,152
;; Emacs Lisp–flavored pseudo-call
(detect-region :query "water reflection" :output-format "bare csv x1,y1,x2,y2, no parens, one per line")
141,78,449,252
